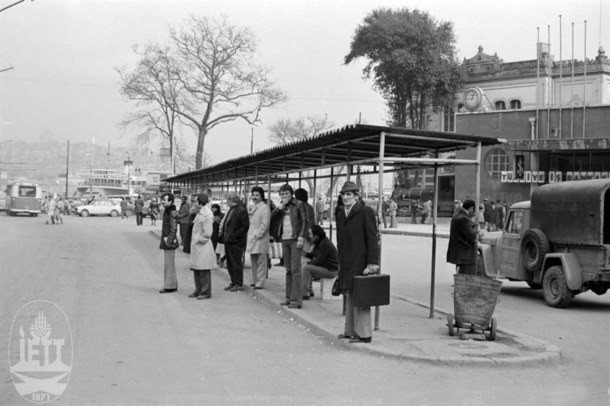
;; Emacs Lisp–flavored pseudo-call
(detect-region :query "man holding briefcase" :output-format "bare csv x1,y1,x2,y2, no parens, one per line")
336,181,380,343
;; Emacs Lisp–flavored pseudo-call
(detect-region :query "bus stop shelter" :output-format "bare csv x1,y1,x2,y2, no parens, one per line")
165,124,505,317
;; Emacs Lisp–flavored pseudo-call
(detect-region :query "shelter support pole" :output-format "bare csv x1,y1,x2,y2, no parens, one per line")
375,132,387,330
429,155,439,318
474,142,482,275
329,167,335,241
313,169,318,222
267,174,272,280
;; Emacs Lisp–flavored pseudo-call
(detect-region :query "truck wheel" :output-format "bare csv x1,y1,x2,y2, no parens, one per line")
542,266,573,308
521,229,550,272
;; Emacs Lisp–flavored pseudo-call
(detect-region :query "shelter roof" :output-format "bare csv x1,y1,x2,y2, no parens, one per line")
165,124,504,184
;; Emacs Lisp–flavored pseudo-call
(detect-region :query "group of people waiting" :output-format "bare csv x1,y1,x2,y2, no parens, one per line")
157,180,380,344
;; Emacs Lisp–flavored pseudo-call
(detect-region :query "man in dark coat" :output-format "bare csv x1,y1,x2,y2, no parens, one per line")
134,195,145,226
336,181,380,344
178,195,191,246
219,192,249,291
483,198,493,231
447,199,479,275
159,193,179,293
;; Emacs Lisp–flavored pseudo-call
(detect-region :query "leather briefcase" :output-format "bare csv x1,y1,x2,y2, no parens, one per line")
352,274,390,307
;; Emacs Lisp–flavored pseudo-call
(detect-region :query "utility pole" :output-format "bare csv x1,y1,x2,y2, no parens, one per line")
65,140,69,198
124,153,133,195
250,128,254,154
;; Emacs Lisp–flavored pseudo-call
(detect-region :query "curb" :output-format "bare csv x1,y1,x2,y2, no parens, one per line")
148,230,561,366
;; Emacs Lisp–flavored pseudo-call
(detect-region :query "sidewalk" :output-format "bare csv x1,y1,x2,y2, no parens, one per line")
149,229,560,366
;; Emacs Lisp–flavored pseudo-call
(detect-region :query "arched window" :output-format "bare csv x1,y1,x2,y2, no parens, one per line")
510,99,522,109
485,148,510,180
494,100,506,110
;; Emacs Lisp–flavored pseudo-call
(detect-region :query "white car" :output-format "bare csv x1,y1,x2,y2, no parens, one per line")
76,199,122,217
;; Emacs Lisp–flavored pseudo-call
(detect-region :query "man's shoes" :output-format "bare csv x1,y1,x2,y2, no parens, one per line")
253,286,264,290
197,295,211,300
279,299,291,306
159,288,177,294
188,291,201,298
249,284,255,287
224,284,235,291
302,295,310,301
229,285,243,292
337,334,354,340
287,303,302,309
349,336,372,343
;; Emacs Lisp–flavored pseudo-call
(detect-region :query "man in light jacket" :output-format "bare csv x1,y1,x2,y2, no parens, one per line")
247,186,270,289
270,184,307,309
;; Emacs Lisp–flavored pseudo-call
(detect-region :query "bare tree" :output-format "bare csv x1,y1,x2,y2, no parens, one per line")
268,115,334,145
170,16,285,168
117,43,181,172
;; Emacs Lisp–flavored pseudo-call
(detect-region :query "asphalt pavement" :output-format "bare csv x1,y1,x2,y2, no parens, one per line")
151,217,561,366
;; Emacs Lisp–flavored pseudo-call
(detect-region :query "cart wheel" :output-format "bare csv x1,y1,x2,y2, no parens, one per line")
447,314,455,336
489,318,497,341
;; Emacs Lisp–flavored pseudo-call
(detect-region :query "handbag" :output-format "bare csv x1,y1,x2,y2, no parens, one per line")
352,274,390,307
331,278,341,296
269,241,283,259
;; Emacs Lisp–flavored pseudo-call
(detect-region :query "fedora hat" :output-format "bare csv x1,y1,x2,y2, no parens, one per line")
340,181,359,194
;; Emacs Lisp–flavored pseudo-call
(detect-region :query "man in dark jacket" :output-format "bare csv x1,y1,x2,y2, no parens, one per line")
270,184,307,308
302,225,339,299
219,192,249,292
336,181,379,344
134,195,145,226
447,199,479,275
159,193,179,293
178,195,191,246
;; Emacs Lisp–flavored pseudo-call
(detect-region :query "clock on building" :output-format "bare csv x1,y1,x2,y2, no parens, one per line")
464,87,483,111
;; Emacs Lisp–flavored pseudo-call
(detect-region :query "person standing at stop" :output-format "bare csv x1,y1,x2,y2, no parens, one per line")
336,181,380,344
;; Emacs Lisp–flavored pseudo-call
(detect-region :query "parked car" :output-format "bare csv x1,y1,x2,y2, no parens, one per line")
75,199,122,217
478,179,610,308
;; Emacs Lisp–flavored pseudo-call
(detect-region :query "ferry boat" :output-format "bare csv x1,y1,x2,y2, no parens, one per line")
75,169,146,197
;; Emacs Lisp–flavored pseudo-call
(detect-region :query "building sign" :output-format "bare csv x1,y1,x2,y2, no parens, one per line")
501,171,610,183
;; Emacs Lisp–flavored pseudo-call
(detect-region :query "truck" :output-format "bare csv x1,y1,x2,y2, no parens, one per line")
478,179,610,308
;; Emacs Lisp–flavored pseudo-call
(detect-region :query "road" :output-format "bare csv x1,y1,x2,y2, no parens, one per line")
0,214,607,405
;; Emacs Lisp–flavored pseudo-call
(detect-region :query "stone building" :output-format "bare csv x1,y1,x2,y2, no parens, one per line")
452,44,610,206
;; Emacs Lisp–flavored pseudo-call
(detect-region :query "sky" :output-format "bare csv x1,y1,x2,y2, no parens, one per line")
0,0,608,168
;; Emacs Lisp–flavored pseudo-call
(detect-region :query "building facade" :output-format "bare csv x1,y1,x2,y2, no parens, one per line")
452,44,610,205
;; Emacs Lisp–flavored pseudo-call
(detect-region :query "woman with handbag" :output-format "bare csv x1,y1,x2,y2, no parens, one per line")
159,193,180,293
189,194,217,300
335,181,380,343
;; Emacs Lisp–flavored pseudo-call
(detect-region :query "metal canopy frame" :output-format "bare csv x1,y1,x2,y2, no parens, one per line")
165,124,505,317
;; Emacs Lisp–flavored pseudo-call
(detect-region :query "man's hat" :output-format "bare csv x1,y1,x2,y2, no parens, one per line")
340,181,359,194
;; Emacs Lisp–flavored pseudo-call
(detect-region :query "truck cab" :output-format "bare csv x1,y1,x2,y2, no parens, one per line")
478,179,610,307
